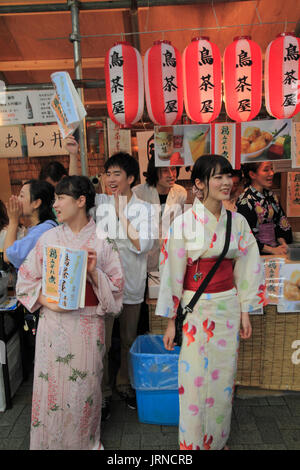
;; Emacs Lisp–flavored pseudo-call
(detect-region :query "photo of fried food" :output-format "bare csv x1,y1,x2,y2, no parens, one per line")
242,127,273,157
243,126,261,142
241,137,250,153
290,270,300,289
284,270,300,301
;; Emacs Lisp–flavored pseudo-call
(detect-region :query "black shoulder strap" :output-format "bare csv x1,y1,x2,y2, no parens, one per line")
185,210,232,312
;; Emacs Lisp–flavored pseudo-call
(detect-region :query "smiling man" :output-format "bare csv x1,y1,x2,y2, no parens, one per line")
94,152,156,416
133,155,187,272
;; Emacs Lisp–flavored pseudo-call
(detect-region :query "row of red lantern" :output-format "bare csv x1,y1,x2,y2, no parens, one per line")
105,33,300,127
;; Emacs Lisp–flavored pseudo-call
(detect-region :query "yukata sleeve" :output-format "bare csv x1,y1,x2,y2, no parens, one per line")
91,237,125,317
6,226,42,269
233,215,265,314
236,195,264,253
273,196,293,244
16,237,44,312
155,219,187,319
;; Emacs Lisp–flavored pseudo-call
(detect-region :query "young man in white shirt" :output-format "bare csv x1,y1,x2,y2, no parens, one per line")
95,152,156,417
133,155,187,272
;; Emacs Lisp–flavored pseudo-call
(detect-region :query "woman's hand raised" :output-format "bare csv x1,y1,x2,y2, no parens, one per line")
6,196,22,224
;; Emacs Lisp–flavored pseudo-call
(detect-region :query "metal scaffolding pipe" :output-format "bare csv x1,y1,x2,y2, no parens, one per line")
69,0,89,177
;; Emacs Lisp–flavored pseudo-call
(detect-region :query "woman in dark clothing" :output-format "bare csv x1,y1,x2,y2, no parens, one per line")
236,162,293,255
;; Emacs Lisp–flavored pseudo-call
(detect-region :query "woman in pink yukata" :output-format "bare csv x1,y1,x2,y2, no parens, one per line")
155,155,264,450
16,176,124,450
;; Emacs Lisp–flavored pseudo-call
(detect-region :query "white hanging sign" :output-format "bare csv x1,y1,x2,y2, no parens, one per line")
0,90,55,126
107,118,131,157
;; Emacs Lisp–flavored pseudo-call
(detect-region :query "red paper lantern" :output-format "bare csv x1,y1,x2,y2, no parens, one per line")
265,32,300,119
105,41,144,126
223,36,262,122
183,37,222,123
144,40,183,125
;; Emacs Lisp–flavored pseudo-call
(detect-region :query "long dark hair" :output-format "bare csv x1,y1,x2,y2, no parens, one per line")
24,179,56,224
55,175,95,214
0,200,8,231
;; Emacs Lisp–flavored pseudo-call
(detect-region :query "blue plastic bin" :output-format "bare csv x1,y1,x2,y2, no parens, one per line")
129,335,180,425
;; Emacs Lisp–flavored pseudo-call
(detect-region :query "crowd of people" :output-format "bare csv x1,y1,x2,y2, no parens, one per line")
0,135,293,450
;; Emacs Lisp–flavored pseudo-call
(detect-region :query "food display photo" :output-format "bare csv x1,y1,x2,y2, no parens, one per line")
278,264,300,313
240,118,292,163
154,124,211,167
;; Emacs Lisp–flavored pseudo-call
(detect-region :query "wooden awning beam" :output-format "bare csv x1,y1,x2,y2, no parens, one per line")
0,57,105,71
1,52,270,73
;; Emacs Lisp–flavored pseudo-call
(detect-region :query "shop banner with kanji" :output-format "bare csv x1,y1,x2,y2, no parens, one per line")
292,122,300,168
286,172,300,217
211,123,236,167
0,126,22,158
25,124,67,157
107,118,131,157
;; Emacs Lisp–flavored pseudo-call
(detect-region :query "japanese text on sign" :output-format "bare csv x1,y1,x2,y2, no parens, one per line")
26,124,68,157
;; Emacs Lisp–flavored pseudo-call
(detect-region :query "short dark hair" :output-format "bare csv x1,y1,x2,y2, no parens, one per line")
241,162,263,187
104,152,139,188
39,161,68,183
232,169,243,180
23,179,56,223
55,175,95,214
191,154,233,186
145,155,180,187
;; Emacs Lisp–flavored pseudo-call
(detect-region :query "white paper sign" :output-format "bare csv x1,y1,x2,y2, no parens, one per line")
0,90,55,125
107,118,131,157
0,126,23,158
26,124,67,157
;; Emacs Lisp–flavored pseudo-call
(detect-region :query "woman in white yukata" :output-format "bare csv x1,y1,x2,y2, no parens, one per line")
16,176,124,450
155,155,264,450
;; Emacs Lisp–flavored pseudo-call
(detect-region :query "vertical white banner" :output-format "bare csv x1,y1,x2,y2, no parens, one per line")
107,118,131,157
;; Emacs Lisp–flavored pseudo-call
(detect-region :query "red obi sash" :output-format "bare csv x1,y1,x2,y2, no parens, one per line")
85,281,99,307
183,258,234,293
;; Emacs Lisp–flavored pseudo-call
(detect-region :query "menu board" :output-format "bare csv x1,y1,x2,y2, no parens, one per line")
286,172,300,217
0,90,55,125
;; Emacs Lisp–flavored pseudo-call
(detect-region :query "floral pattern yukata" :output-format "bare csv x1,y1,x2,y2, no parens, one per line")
155,199,263,450
236,186,293,254
16,219,124,450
